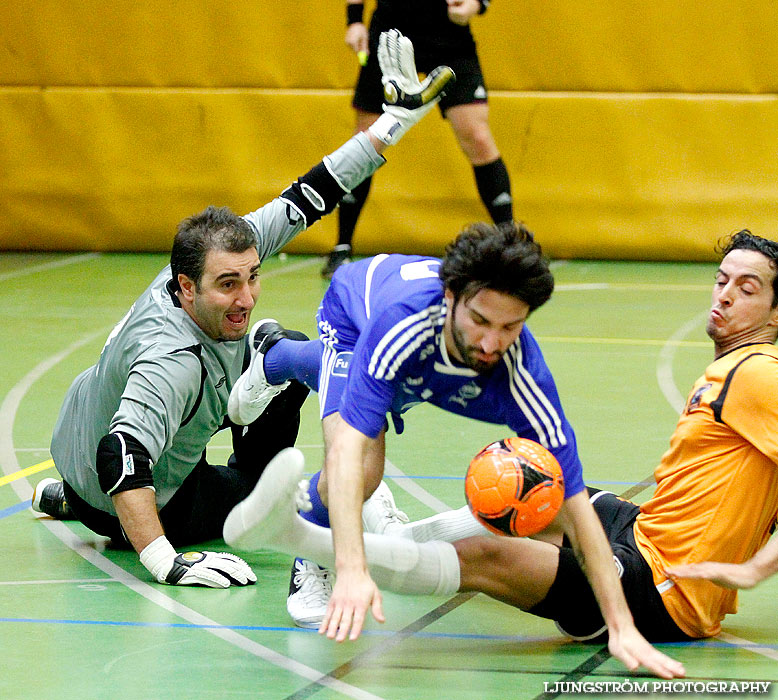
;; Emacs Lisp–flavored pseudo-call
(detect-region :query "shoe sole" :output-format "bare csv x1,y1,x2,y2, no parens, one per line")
31,477,60,513
288,614,324,630
223,447,305,550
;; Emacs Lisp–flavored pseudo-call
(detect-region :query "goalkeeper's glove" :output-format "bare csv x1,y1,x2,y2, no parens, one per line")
368,29,456,146
140,535,257,588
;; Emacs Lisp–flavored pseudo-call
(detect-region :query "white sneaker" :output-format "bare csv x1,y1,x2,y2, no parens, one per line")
228,319,291,426
362,480,409,535
287,558,332,629
223,447,309,550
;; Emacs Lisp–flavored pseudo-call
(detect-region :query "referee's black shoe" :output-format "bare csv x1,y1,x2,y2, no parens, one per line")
31,478,73,520
321,244,351,279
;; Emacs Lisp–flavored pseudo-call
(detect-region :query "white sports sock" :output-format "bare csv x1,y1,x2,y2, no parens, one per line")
288,513,460,596
387,505,493,543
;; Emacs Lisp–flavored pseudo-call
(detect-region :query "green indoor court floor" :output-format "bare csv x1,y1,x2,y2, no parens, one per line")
1,251,776,699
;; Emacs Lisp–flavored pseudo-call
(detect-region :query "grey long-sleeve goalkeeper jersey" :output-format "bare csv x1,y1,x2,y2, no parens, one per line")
51,133,384,515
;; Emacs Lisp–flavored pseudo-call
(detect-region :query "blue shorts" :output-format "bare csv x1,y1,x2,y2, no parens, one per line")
316,286,402,434
316,292,356,423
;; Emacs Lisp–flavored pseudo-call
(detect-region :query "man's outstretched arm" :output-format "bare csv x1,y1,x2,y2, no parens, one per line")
247,28,455,260
560,492,686,679
320,417,385,642
666,534,778,590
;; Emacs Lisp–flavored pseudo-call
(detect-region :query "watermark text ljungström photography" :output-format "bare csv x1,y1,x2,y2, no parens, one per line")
542,680,772,695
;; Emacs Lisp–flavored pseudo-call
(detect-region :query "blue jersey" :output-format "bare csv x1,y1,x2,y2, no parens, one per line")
318,254,585,498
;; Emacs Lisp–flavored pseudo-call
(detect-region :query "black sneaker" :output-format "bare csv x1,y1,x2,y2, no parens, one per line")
31,478,73,519
321,244,352,279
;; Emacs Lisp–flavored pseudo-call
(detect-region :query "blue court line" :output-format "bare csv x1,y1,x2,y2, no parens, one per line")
0,501,31,520
1,616,775,650
0,616,544,638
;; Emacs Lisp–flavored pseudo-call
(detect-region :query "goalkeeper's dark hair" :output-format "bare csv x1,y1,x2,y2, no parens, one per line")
716,229,778,307
171,206,257,291
440,221,554,312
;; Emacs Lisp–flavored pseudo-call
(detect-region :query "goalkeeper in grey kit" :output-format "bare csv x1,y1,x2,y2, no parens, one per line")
33,30,454,589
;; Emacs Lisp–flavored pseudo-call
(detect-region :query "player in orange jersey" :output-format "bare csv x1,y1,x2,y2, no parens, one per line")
660,231,778,606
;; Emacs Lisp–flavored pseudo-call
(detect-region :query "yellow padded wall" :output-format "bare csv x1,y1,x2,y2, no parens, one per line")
3,2,775,92
320,93,778,262
1,1,777,258
475,2,778,93
0,89,354,250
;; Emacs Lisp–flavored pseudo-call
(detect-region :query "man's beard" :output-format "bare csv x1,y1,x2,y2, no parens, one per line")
451,322,503,373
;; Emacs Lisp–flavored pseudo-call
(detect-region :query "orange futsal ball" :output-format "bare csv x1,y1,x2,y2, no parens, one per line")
465,437,564,537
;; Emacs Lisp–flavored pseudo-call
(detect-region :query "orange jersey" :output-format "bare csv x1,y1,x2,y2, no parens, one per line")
634,343,778,638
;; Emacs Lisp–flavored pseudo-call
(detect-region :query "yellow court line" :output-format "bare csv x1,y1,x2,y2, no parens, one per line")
0,459,54,488
538,336,710,348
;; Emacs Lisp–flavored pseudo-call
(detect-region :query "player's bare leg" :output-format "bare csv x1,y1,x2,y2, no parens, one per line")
454,535,559,610
446,102,500,165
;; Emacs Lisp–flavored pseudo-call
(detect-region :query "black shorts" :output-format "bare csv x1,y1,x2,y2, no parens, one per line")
64,458,275,548
528,489,692,643
352,33,487,116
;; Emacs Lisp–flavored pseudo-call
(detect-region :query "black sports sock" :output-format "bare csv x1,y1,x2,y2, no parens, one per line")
337,176,373,247
473,157,513,224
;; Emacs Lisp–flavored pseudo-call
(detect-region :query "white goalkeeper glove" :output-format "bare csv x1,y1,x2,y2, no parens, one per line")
368,29,456,146
140,535,257,588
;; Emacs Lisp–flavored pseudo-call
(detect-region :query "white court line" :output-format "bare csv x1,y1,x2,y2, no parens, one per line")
261,256,319,279
205,443,325,451
555,282,709,292
0,253,101,283
0,578,116,586
0,252,313,286
17,444,326,453
383,459,451,514
0,327,111,502
47,521,384,700
655,312,710,414
717,632,778,662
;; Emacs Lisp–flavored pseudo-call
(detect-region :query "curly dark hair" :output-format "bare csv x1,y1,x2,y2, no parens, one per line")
170,205,257,291
439,221,554,312
716,229,778,307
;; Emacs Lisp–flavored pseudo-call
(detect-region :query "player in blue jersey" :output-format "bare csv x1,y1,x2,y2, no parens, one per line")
226,222,684,678
31,29,454,590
